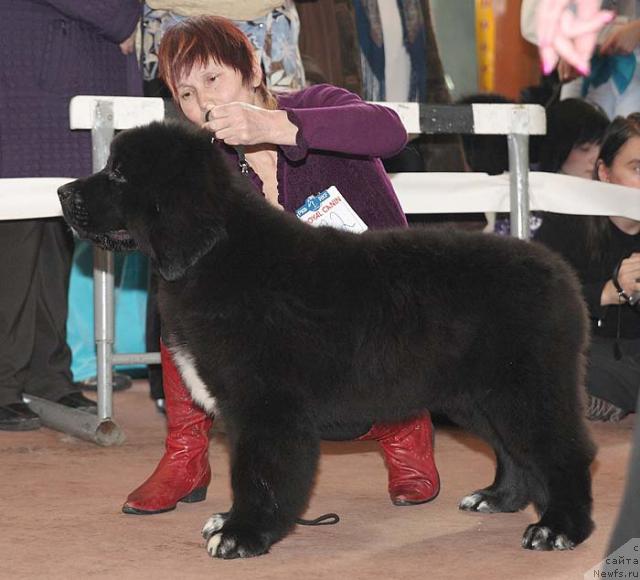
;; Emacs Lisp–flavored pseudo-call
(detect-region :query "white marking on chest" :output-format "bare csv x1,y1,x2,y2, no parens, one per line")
171,347,219,416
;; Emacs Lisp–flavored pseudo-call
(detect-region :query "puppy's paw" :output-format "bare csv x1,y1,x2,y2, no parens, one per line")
205,526,270,559
521,524,575,551
202,512,229,539
458,492,498,513
458,489,525,513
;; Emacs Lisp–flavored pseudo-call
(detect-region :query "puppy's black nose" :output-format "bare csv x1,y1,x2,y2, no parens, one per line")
58,182,76,202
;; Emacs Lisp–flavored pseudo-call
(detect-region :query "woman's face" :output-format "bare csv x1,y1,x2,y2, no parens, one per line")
560,142,600,179
176,59,261,125
598,136,640,188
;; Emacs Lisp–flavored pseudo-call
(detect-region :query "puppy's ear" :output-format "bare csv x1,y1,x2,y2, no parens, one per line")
148,208,227,282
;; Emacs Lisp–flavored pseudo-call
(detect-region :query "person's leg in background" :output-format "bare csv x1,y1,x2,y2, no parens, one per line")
585,336,640,422
0,220,45,430
22,219,95,412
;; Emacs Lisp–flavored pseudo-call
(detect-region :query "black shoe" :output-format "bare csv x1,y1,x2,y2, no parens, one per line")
0,402,41,431
75,373,132,392
56,391,98,414
586,395,628,422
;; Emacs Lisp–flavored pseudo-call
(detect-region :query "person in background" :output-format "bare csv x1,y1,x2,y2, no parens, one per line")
538,98,610,177
122,15,440,516
536,113,640,423
491,97,609,237
0,1,142,431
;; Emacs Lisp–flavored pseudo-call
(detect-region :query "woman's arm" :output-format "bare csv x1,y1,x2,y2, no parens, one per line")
42,0,140,43
278,84,408,160
203,84,408,159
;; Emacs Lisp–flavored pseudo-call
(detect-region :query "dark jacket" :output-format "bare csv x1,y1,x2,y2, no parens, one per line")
0,0,142,178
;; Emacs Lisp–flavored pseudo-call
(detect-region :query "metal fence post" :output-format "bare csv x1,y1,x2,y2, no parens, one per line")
507,133,530,240
91,101,117,421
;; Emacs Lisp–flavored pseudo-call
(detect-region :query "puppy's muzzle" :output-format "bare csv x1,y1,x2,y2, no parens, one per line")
57,181,75,203
58,181,89,229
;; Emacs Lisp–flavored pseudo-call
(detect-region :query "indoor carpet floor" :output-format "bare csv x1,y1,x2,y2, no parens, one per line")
1,380,635,580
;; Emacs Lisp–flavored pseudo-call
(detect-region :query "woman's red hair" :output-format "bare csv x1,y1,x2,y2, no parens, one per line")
158,15,269,102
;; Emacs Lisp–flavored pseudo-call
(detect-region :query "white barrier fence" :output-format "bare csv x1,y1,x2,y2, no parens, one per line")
4,171,640,222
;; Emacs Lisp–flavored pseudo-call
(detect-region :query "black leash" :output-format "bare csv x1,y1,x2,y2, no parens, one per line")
295,513,340,526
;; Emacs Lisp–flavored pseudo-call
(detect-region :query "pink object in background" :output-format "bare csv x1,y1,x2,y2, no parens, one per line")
537,0,615,74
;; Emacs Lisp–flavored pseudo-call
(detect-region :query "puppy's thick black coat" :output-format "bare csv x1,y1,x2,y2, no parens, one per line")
59,122,595,559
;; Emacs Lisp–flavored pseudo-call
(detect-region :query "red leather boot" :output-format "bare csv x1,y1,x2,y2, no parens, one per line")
122,343,213,514
358,413,440,506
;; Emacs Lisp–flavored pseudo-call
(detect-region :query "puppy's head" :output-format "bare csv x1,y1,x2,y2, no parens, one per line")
58,122,229,281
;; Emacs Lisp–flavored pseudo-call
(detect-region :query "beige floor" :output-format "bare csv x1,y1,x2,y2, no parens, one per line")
1,380,635,580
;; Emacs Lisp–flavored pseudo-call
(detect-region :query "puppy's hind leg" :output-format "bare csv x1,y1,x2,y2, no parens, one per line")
454,391,594,550
520,416,595,551
203,399,320,559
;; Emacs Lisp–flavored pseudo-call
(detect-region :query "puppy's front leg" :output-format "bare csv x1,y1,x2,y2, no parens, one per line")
203,403,320,559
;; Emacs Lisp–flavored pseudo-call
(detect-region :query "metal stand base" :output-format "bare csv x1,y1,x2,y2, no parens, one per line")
22,394,126,446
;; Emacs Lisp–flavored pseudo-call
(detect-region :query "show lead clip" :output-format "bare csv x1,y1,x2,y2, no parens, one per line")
205,108,250,176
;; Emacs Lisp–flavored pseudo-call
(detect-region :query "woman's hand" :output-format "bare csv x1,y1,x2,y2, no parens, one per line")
600,20,640,55
203,103,298,146
602,252,640,304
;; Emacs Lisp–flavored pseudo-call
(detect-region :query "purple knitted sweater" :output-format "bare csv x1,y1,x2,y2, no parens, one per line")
223,84,408,229
0,0,142,179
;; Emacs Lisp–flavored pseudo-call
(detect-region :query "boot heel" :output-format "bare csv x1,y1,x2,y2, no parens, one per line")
180,486,207,503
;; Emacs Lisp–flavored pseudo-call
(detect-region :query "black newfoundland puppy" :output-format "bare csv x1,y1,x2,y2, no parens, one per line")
58,121,595,559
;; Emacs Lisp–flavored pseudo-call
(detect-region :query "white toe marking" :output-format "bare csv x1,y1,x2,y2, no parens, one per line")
206,534,222,557
531,526,550,549
202,513,226,537
554,534,574,550
459,493,482,509
476,500,492,513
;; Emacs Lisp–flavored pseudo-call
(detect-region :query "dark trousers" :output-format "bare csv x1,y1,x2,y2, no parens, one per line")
587,335,640,414
0,219,75,406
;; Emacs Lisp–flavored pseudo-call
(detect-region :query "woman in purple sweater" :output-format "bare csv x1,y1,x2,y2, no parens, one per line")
123,15,440,515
